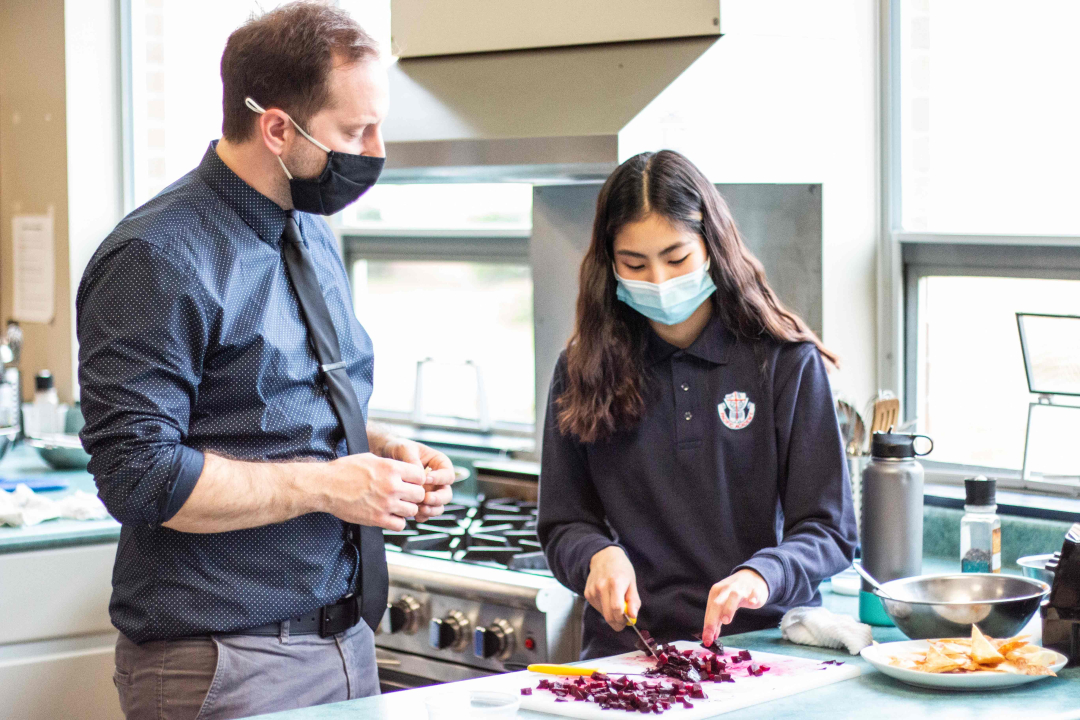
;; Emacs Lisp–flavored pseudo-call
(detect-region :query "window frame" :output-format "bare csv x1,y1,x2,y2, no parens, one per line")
900,238,1080,496
339,227,537,439
882,0,1080,497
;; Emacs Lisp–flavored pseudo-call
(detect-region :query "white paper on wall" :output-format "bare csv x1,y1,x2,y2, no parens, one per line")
12,214,55,324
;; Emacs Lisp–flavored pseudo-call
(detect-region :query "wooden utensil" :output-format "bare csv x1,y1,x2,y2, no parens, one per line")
870,397,900,435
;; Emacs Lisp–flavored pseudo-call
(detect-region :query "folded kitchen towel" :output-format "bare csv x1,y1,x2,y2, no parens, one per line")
780,606,874,655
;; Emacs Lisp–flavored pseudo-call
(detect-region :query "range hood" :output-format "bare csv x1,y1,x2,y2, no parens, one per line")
382,1,721,183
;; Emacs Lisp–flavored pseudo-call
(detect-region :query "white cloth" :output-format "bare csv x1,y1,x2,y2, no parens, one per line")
55,490,110,521
780,606,874,655
0,484,108,527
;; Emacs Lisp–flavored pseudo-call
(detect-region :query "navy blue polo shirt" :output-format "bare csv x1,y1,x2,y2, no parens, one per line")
537,315,857,660
76,142,374,643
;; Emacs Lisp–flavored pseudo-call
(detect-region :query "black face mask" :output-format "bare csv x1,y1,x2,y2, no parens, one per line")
287,150,384,216
245,97,385,216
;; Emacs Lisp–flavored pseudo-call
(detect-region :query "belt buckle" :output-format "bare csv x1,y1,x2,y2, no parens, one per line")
319,596,358,638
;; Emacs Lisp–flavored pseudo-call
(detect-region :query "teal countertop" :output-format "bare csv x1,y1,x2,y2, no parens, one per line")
246,565,1078,720
0,444,120,554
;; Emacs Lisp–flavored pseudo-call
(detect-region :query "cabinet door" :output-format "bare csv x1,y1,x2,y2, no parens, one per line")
0,632,121,720
0,543,115,644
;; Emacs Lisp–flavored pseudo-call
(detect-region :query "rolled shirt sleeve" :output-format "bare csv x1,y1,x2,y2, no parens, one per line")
735,344,858,608
77,238,210,526
537,356,620,595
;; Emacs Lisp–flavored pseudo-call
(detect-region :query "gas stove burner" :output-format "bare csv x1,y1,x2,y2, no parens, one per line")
387,496,549,573
383,529,418,549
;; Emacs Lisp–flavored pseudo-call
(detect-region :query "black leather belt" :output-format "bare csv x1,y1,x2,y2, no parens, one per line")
235,595,363,638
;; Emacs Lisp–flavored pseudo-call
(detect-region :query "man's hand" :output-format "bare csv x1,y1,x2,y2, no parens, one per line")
380,436,455,522
322,453,428,531
585,545,640,632
701,569,769,645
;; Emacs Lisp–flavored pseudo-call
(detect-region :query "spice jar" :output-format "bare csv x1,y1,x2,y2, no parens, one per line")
960,476,1001,573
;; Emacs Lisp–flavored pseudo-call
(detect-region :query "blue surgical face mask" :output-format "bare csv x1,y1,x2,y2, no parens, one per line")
615,259,717,325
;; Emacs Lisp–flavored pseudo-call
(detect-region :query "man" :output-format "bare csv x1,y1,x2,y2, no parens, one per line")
76,4,452,718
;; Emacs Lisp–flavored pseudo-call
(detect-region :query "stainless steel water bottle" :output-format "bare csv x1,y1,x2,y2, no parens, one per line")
859,432,933,625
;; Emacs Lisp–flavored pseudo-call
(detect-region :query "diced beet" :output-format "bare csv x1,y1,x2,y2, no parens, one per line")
537,679,550,689
720,672,732,682
591,671,608,680
520,687,532,695
700,639,725,656
738,649,752,662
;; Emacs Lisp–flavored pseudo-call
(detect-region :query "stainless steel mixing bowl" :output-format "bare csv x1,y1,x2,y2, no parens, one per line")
1016,554,1056,585
875,573,1050,640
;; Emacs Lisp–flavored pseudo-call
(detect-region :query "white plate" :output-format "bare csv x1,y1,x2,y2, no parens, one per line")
860,640,1067,690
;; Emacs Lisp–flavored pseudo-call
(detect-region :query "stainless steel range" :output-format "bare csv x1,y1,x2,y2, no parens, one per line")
375,497,584,691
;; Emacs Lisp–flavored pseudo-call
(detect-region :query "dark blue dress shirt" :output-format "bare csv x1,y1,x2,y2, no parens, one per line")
537,316,858,659
76,142,375,643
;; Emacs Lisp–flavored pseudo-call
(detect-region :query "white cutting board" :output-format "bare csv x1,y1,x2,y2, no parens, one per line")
514,641,861,719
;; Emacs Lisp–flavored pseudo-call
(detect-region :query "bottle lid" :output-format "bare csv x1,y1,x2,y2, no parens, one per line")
34,370,53,392
964,475,996,506
870,432,933,459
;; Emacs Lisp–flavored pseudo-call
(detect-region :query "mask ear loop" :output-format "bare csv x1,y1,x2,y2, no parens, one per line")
244,96,332,180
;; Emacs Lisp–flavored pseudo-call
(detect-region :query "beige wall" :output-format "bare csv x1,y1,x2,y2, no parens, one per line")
0,0,74,402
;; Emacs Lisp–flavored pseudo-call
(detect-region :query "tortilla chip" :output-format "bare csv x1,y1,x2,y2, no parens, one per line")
1008,647,1059,670
918,644,965,673
937,638,972,646
970,625,1006,666
889,631,1057,676
995,636,1030,655
939,642,971,656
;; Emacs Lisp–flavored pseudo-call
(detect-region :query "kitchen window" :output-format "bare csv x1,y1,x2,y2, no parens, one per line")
896,0,1080,236
903,243,1080,487
340,183,535,435
344,234,535,435
885,1,1080,493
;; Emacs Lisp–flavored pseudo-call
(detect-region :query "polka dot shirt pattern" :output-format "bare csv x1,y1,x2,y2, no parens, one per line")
76,142,375,643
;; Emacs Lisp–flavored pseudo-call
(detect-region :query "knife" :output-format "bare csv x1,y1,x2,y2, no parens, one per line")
623,602,657,658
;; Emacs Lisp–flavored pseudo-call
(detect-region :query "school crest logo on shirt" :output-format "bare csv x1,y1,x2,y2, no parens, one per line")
718,391,755,430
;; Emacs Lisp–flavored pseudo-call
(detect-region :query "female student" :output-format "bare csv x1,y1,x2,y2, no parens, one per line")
537,150,857,659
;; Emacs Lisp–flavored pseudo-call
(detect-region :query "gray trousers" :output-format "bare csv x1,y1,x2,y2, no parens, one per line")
113,621,380,720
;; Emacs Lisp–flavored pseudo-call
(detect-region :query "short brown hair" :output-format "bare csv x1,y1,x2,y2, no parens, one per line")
221,1,379,142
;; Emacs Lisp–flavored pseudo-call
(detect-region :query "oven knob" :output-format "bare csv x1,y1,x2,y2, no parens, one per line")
474,619,515,660
429,610,471,651
388,595,422,634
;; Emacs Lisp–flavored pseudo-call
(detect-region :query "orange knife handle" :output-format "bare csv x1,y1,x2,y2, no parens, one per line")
526,664,598,676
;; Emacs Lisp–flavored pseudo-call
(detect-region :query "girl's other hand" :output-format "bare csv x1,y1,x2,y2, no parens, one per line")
701,569,769,646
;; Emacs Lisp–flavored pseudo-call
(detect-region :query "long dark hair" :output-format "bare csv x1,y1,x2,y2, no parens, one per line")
556,150,838,443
